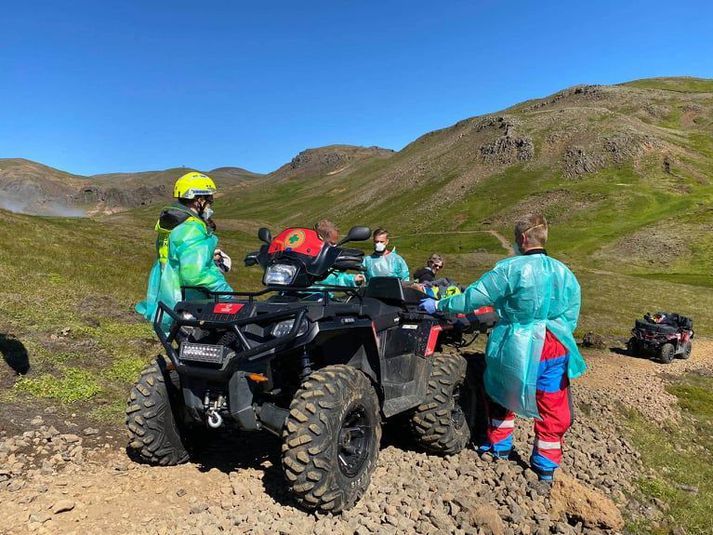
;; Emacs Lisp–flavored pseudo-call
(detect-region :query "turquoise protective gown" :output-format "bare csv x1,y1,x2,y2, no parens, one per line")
363,250,410,281
136,206,233,326
437,252,586,418
307,271,360,299
318,272,359,287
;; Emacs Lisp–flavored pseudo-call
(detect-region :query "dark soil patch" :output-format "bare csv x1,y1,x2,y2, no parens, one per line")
0,395,124,449
77,294,142,326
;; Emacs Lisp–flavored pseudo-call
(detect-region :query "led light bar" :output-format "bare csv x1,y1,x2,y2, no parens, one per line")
179,343,226,364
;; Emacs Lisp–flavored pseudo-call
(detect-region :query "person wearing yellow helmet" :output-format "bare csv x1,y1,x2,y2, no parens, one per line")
136,172,233,325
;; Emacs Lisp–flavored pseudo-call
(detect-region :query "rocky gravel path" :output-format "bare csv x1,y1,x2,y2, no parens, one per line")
579,338,713,423
2,341,709,535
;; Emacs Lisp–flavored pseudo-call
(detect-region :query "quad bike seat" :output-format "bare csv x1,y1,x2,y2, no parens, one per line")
635,319,677,334
637,312,693,334
362,277,427,306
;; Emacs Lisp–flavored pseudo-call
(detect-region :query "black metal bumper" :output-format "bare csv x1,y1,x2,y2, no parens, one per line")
154,301,309,381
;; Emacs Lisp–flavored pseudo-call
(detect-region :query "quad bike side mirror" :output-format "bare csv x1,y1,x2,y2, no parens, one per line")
258,227,272,244
338,226,371,245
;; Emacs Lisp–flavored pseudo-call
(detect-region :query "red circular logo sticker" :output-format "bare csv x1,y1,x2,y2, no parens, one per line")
285,230,306,249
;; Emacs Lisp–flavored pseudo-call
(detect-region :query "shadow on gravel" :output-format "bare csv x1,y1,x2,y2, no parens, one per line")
382,352,490,452
609,346,650,360
191,430,295,507
0,332,30,376
126,351,493,510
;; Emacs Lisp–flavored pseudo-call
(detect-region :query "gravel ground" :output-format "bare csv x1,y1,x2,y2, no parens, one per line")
4,342,710,535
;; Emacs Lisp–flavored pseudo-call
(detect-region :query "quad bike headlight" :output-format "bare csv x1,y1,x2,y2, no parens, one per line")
271,318,310,338
264,264,298,286
179,342,226,364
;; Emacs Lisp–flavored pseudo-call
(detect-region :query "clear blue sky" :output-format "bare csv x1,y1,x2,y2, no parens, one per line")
1,0,712,176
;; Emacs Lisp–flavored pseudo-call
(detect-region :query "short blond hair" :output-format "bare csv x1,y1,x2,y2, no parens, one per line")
314,219,339,242
514,213,548,247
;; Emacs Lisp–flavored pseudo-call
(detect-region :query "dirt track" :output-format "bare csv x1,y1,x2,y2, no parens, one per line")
2,342,711,535
579,338,713,423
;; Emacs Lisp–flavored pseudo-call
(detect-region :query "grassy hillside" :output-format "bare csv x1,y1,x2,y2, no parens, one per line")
215,76,713,315
0,209,243,420
2,77,713,423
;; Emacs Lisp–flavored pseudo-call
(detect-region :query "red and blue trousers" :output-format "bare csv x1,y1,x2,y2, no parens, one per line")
481,330,573,480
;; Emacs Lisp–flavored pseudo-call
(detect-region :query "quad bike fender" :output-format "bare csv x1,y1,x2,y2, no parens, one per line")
346,337,380,385
312,325,381,384
228,372,260,431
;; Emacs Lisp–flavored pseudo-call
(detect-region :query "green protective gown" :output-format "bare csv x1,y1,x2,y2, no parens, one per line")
135,205,233,325
307,271,359,299
437,252,586,418
317,271,359,287
363,250,410,281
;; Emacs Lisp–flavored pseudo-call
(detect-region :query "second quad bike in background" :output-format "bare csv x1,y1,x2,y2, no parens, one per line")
126,225,498,513
627,311,693,364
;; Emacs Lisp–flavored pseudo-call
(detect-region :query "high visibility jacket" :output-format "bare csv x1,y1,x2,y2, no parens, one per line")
136,204,233,324
437,251,586,418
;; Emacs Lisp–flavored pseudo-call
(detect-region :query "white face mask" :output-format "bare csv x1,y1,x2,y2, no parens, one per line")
374,242,386,253
202,206,214,221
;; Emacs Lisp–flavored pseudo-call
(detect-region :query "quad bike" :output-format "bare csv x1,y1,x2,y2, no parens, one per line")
126,226,498,512
627,312,694,364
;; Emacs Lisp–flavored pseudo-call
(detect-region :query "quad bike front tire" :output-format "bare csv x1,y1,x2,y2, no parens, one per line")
659,343,676,364
409,353,470,455
282,365,381,513
677,341,692,360
125,356,191,466
626,337,641,356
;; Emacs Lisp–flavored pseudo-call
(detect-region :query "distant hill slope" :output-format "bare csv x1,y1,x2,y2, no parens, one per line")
218,76,713,286
0,159,89,216
267,145,395,181
84,167,260,215
6,77,713,287
0,159,260,216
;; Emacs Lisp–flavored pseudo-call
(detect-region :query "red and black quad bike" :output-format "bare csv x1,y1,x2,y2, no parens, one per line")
125,226,498,513
627,312,694,364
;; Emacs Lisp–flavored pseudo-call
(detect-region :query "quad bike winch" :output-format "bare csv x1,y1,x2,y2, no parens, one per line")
126,225,498,512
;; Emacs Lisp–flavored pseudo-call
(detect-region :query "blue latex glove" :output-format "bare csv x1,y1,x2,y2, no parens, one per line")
419,298,438,314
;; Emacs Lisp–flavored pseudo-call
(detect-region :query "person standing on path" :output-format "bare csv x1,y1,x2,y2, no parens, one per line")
419,214,586,482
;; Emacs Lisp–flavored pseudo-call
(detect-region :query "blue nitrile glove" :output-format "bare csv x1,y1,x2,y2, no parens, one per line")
419,298,438,314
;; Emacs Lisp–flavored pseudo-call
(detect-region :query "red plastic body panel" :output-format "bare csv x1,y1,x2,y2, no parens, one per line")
213,303,244,315
268,228,324,257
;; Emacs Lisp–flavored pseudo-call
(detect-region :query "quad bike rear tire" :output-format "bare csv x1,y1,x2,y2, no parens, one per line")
282,365,381,513
677,341,692,360
659,343,676,364
409,353,470,455
126,356,191,466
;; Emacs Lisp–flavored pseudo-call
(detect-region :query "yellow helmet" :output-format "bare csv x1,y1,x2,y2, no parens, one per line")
173,172,217,199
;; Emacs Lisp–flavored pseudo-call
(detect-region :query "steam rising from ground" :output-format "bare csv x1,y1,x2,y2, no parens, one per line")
0,195,86,217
